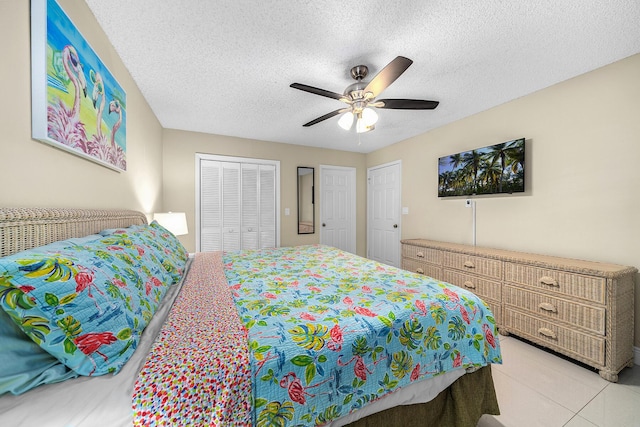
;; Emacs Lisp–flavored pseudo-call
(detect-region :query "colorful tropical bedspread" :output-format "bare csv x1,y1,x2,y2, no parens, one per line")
223,245,502,426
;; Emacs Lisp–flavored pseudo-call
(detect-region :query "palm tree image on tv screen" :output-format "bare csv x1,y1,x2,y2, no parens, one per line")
438,138,525,197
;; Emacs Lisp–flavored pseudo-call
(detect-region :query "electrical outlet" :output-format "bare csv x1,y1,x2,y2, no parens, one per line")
465,199,473,208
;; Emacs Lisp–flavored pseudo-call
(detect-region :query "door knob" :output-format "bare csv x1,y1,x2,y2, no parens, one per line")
393,224,398,228
322,223,326,227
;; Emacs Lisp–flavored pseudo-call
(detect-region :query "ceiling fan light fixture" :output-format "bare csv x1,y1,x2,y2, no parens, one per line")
356,118,375,133
338,111,354,130
361,107,378,127
353,107,378,133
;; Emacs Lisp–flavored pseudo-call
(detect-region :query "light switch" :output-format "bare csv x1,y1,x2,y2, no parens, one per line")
284,208,290,216
402,207,409,215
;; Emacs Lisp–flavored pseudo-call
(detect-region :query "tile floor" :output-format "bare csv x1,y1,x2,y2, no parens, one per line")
477,335,640,427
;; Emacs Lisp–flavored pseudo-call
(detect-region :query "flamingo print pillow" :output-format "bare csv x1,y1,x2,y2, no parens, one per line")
99,221,189,283
0,233,174,376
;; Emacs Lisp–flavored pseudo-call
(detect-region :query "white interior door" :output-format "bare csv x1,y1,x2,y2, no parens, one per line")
367,161,401,267
320,165,356,254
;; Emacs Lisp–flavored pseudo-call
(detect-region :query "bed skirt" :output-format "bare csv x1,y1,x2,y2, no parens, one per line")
346,365,499,427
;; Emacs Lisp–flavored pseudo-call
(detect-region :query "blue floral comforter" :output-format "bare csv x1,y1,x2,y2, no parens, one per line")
223,245,501,426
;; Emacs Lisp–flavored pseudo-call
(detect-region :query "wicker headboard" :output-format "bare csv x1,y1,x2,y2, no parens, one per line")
0,208,148,258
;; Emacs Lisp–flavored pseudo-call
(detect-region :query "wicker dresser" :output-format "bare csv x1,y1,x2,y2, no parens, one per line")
401,239,637,382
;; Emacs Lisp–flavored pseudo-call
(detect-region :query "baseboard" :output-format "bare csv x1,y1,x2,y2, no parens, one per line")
635,346,640,365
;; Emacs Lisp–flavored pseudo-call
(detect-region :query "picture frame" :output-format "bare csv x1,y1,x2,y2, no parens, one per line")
31,0,127,172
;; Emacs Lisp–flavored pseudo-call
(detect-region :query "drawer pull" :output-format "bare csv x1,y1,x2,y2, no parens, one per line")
416,251,425,258
539,276,559,287
538,327,557,339
538,302,557,313
463,260,475,269
416,268,424,274
463,280,476,289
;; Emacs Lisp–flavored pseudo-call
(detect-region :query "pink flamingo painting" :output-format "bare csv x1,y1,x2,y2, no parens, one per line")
47,45,88,148
38,1,127,171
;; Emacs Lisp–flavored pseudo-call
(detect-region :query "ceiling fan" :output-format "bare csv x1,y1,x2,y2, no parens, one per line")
290,56,439,133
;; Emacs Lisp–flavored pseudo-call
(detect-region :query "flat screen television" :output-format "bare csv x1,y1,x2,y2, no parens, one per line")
438,137,525,197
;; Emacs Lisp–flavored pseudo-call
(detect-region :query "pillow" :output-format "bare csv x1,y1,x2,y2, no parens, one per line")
0,235,107,394
100,222,188,283
0,308,77,395
0,234,174,376
148,220,189,272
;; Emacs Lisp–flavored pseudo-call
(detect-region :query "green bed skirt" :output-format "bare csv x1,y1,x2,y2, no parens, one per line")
346,365,499,427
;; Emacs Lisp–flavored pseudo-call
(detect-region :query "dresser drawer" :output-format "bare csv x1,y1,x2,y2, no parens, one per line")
505,263,606,304
402,245,441,264
503,285,605,335
503,307,605,367
402,258,441,279
443,252,503,280
442,269,501,302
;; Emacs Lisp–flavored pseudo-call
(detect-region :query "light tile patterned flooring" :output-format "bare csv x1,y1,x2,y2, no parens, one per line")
477,335,640,427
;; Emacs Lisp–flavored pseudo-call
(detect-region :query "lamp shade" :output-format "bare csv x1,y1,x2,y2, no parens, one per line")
153,212,188,236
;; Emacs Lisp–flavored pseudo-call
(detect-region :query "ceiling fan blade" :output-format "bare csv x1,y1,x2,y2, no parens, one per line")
302,109,345,127
363,56,413,99
290,83,346,101
377,99,439,110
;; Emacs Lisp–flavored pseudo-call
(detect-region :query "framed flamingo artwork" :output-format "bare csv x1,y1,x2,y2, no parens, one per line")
31,0,127,172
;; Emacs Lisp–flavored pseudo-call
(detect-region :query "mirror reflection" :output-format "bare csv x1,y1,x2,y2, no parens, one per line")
297,167,314,234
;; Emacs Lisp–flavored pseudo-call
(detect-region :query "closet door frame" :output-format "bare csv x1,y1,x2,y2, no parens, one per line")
195,153,281,252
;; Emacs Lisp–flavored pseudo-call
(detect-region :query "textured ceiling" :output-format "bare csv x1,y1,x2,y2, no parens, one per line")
84,0,640,153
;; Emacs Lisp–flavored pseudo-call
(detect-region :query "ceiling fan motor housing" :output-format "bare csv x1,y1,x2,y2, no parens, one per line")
346,65,370,102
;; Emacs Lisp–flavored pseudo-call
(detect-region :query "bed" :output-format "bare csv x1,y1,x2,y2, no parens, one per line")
0,207,500,426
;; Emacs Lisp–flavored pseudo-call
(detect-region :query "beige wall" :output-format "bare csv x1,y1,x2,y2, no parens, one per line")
0,0,164,214
367,53,640,345
161,129,367,255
